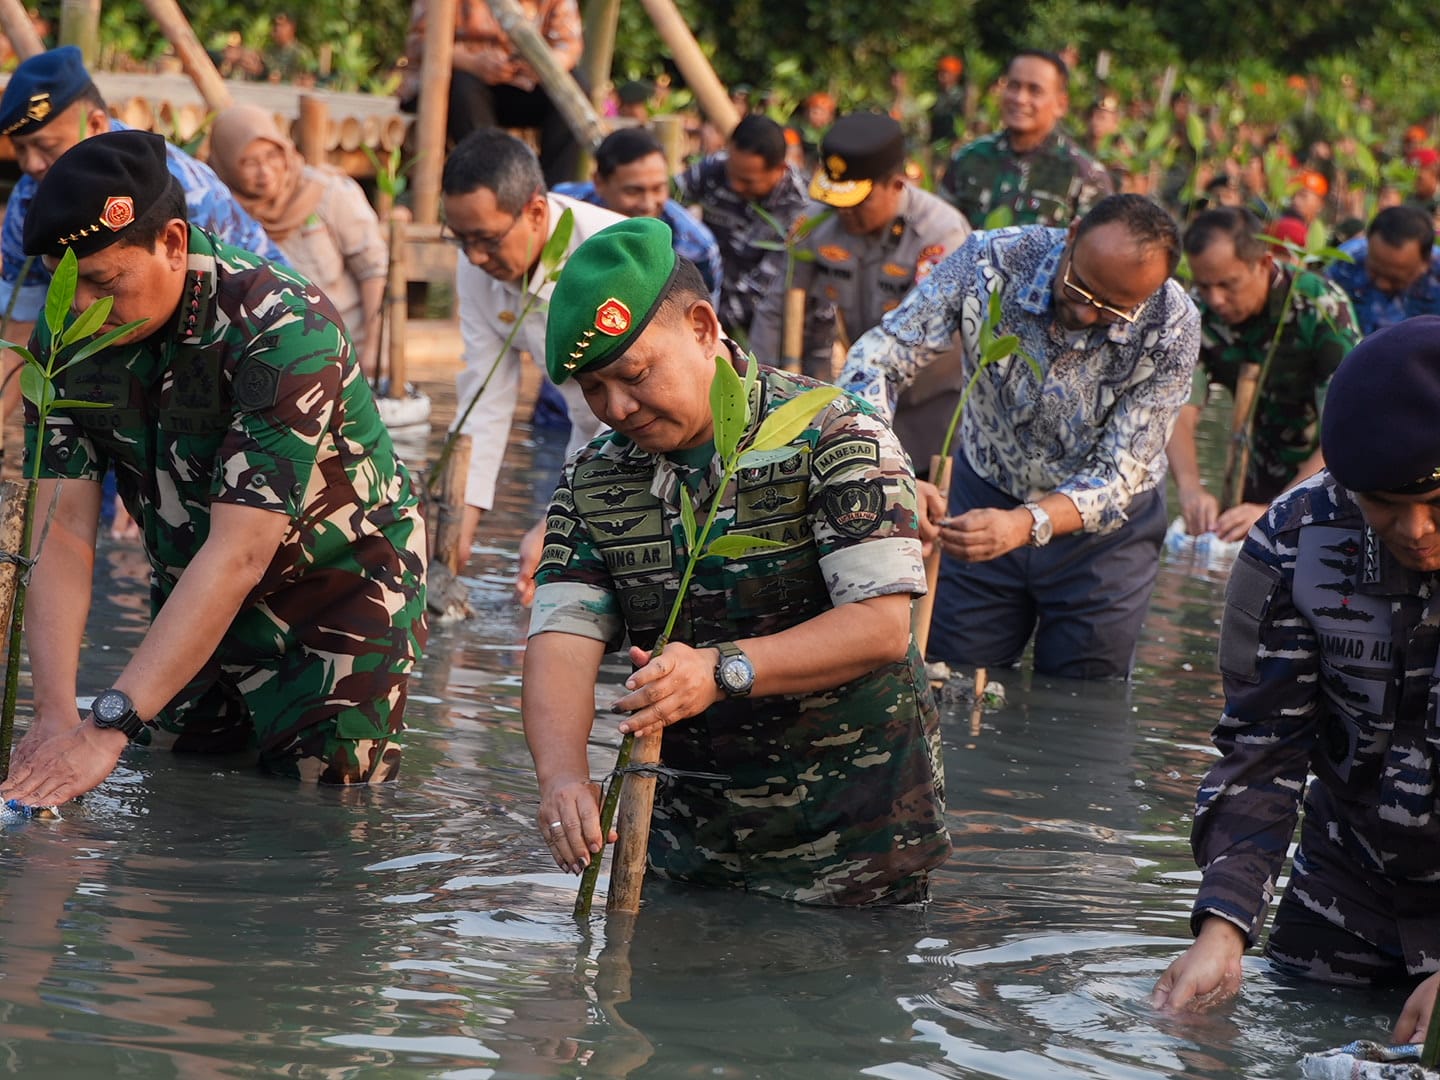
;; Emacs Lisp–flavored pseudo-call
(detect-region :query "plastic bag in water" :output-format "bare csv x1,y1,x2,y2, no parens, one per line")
1299,1041,1438,1079
2,799,61,823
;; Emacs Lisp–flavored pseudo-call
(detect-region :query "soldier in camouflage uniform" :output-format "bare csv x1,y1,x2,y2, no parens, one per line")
939,50,1113,230
1152,318,1440,1030
0,132,426,810
1170,207,1360,541
522,217,950,905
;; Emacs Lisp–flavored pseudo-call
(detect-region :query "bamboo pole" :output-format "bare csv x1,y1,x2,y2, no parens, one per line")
0,481,25,665
433,435,471,577
384,209,412,400
58,0,101,66
911,454,952,658
780,288,805,373
605,730,661,914
652,114,685,174
1221,362,1261,510
139,0,234,112
636,0,740,137
297,95,329,166
409,0,457,226
968,667,987,738
487,0,607,160
0,0,44,61
579,0,622,114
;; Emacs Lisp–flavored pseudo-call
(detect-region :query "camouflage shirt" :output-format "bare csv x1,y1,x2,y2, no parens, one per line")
674,154,809,336
1193,265,1359,503
1192,473,1440,969
530,361,951,905
939,129,1114,229
24,228,427,741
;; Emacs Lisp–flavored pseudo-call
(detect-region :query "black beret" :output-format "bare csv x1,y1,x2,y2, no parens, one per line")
0,46,98,138
23,130,176,260
1321,315,1440,494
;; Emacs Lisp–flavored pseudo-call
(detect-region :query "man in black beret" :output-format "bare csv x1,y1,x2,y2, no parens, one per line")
0,46,284,421
1153,316,1440,1041
0,130,427,808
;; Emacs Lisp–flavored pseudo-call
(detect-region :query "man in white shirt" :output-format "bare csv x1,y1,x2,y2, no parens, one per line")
440,129,624,566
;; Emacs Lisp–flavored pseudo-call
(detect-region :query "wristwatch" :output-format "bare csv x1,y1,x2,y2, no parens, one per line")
1022,502,1053,547
713,642,756,698
89,688,145,740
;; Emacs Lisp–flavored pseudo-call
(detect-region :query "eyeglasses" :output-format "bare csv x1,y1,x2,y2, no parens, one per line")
1061,258,1143,324
440,212,522,257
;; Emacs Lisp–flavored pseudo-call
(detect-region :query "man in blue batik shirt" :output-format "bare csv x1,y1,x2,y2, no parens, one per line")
553,126,723,302
840,194,1200,679
1,47,286,417
1327,204,1440,337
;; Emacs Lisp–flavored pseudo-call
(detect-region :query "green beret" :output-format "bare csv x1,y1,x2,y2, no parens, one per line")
545,217,679,385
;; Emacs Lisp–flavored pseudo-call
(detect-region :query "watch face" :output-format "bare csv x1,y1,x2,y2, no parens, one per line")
1034,518,1053,544
720,656,754,694
94,691,127,723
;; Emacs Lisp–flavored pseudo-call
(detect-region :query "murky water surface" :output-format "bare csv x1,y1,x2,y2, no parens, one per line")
0,392,1408,1078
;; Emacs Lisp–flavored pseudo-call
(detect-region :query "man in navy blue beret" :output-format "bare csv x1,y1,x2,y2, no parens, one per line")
0,46,285,419
1153,316,1440,1043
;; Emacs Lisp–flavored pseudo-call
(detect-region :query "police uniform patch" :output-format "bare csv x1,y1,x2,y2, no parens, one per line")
882,262,909,278
821,480,885,539
819,245,853,263
234,359,280,411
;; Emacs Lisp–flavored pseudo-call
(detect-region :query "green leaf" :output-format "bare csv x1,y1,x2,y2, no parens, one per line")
45,248,77,343
20,365,52,410
794,209,834,240
0,340,35,365
793,250,816,262
709,353,748,459
678,485,697,551
981,206,1013,231
703,532,789,559
1017,347,1042,380
750,240,787,251
59,295,113,348
982,333,1021,364
49,398,111,409
1185,112,1207,157
752,204,782,237
1315,246,1354,264
61,318,148,368
736,445,801,469
540,207,574,274
748,386,840,453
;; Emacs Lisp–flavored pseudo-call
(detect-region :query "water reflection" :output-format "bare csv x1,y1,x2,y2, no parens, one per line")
0,386,1420,1078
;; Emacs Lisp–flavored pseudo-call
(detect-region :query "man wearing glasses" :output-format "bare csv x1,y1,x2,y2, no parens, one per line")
1170,207,1359,543
840,194,1199,679
439,129,624,568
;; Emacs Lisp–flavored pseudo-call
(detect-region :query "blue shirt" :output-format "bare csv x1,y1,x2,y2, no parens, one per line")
1327,235,1440,337
0,119,287,323
551,180,724,303
840,226,1201,533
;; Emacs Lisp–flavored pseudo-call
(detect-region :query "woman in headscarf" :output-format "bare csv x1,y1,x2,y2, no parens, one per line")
209,105,388,381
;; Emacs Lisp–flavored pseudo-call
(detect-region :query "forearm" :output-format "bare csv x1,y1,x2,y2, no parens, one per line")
741,592,913,697
1166,405,1206,494
24,480,99,714
522,631,606,789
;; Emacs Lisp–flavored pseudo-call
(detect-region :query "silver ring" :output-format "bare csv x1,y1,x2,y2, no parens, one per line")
549,820,564,831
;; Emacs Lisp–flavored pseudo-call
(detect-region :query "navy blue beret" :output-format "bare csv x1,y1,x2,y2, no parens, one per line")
1321,315,1440,494
24,130,174,259
0,47,98,139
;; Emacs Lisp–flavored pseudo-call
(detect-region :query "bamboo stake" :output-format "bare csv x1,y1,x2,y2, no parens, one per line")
968,667,987,738
911,454,952,659
779,288,805,373
139,0,234,112
384,208,412,400
58,0,101,66
1221,362,1261,510
0,479,35,780
297,95,329,166
409,0,458,226
579,0,622,114
0,480,27,670
636,0,741,137
606,730,662,914
487,0,607,161
433,435,471,577
0,0,45,61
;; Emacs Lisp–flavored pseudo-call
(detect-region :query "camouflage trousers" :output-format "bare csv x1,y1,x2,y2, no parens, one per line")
1264,801,1440,984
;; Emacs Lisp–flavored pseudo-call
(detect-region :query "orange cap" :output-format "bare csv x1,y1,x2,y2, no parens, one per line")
938,56,964,75
1299,170,1328,197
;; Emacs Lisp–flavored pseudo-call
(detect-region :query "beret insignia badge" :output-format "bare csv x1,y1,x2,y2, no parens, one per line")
826,154,847,178
595,297,632,336
100,196,135,232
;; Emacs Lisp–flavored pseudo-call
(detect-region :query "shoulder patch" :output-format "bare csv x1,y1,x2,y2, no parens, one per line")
233,358,280,411
1219,551,1280,683
813,436,880,478
821,479,886,538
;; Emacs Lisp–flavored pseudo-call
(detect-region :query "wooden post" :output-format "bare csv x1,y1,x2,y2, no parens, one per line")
0,0,44,60
140,0,234,112
384,209,412,401
409,0,457,226
968,668,988,738
579,0,622,113
606,730,661,914
911,454,953,658
487,0,607,159
652,114,685,174
297,95,330,167
1221,362,1261,510
780,288,805,373
432,435,471,577
58,0,101,65
637,0,740,137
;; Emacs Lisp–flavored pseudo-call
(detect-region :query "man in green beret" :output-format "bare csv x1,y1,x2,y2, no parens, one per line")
0,130,427,807
521,216,950,905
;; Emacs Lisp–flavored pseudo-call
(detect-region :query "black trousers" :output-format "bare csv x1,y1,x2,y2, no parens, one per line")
448,70,584,186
